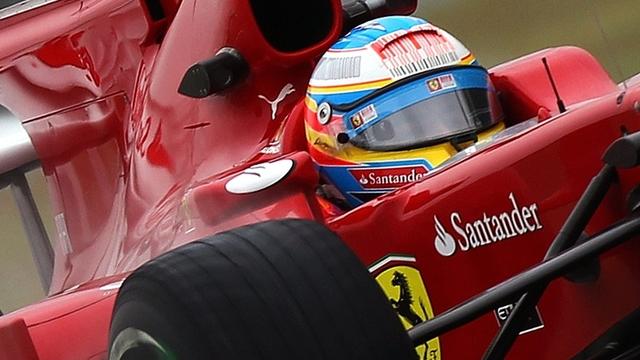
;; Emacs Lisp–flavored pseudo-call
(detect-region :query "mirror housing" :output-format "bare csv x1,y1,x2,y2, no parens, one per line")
178,48,250,98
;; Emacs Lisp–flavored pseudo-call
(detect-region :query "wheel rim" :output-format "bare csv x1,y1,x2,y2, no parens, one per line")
110,327,174,360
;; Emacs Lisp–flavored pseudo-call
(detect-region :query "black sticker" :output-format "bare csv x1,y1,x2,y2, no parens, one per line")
494,301,544,335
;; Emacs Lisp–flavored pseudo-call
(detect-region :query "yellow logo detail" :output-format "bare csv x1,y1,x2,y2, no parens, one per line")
427,79,442,92
375,266,441,360
351,114,364,128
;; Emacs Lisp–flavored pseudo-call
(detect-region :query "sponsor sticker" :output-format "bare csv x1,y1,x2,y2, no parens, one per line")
313,56,362,81
494,301,544,335
427,78,442,92
225,159,294,194
258,83,295,120
259,143,281,155
427,74,456,93
350,104,377,129
349,165,428,190
433,193,542,256
351,114,364,128
370,257,441,360
317,102,332,125
371,29,459,78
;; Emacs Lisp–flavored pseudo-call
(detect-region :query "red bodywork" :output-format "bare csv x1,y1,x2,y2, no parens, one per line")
1,0,640,358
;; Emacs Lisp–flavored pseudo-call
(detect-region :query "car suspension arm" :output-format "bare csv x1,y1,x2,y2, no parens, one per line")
407,213,640,346
482,130,640,359
482,163,616,359
409,131,640,354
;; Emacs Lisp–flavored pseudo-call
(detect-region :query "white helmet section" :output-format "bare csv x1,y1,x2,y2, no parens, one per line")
309,22,474,91
310,47,388,88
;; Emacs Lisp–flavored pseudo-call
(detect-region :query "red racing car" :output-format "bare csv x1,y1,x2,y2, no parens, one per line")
1,0,640,358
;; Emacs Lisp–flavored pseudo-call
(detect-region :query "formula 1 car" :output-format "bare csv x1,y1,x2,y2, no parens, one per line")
1,0,640,358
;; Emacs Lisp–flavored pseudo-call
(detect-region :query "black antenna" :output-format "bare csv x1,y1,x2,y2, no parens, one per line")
542,57,567,114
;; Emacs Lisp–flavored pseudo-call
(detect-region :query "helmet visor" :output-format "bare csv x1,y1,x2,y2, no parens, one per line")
349,88,502,151
341,67,503,152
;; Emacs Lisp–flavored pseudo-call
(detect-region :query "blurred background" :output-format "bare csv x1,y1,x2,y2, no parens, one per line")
1,0,639,314
417,0,640,82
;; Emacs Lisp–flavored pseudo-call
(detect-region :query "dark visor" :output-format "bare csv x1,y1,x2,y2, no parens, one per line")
349,88,502,151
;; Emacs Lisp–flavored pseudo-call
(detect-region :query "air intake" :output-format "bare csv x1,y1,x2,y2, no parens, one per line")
249,0,334,52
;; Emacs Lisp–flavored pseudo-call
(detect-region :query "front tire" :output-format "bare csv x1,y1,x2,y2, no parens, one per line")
109,219,417,360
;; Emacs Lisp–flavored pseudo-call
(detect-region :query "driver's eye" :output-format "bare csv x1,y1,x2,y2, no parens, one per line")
372,121,395,141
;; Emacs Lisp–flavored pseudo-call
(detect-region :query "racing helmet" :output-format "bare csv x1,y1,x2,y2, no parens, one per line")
305,16,505,208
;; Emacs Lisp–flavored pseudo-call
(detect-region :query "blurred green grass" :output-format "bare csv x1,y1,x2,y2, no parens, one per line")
0,170,52,314
417,0,640,82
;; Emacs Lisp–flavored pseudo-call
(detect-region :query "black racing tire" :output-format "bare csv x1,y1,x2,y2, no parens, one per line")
109,219,417,360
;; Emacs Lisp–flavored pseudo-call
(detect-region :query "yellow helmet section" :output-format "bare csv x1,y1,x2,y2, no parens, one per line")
306,120,505,166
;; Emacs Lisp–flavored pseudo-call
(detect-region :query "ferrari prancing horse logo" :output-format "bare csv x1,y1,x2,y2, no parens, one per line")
375,264,441,360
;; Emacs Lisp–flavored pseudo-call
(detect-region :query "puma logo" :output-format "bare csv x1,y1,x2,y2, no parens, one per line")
258,83,295,120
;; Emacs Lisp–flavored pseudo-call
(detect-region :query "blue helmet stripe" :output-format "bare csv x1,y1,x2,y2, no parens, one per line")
343,67,492,135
